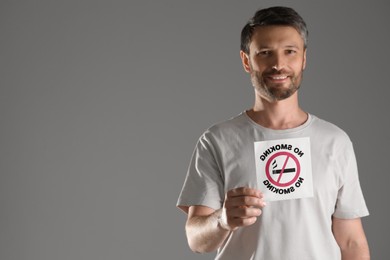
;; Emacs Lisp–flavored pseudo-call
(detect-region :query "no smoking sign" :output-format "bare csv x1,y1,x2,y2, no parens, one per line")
266,151,300,187
254,137,313,202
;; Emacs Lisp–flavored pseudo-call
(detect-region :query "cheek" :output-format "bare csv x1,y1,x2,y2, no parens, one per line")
249,57,268,71
291,59,305,73
251,63,268,74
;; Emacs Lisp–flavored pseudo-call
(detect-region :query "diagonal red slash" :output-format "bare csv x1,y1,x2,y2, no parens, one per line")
276,155,290,183
265,151,301,187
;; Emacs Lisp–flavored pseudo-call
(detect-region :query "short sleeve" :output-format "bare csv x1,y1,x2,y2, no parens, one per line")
176,132,225,213
333,141,369,219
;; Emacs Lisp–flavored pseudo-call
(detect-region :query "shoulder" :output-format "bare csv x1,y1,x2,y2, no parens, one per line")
310,114,353,149
193,113,253,153
202,113,251,141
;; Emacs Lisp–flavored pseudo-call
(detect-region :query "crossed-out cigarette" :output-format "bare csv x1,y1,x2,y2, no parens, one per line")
272,168,296,174
272,159,295,174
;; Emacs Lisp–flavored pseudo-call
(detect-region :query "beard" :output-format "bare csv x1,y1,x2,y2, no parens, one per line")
250,68,304,102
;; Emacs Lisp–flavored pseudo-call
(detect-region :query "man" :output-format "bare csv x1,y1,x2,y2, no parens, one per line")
177,6,370,260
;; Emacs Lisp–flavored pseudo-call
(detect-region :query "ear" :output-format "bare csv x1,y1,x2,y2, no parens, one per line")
240,50,251,73
302,49,307,70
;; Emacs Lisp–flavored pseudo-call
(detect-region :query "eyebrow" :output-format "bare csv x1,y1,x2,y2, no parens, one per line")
257,44,301,50
285,45,300,49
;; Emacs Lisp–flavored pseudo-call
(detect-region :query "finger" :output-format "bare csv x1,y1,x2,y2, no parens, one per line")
226,206,262,218
229,216,258,228
225,196,265,208
227,187,263,198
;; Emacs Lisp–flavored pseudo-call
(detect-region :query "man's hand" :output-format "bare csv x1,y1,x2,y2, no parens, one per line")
219,187,266,231
184,187,266,253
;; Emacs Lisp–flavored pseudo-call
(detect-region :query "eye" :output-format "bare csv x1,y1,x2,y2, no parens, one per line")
257,50,271,56
285,49,297,55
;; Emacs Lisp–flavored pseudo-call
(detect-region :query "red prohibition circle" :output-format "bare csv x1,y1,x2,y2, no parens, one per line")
265,151,300,187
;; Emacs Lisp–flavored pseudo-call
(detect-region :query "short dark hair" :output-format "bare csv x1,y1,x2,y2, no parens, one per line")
240,6,308,54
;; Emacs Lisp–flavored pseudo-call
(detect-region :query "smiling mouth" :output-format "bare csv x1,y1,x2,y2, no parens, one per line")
265,75,290,84
268,75,288,80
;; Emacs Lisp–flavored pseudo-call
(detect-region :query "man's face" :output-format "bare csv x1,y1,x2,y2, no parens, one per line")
241,25,307,102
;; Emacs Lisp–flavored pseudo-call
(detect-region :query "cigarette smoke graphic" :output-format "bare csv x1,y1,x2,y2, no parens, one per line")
271,159,296,174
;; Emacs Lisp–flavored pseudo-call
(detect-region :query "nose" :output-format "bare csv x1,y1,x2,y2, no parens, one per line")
271,53,285,71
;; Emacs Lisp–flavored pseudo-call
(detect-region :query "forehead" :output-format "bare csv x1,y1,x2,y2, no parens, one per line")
250,25,304,48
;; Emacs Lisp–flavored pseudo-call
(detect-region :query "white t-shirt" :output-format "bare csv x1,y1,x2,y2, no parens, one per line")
177,112,369,260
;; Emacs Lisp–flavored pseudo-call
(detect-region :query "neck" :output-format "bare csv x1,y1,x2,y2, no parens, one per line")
247,92,308,130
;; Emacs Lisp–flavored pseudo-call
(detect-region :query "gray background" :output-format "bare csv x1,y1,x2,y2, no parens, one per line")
1,0,389,259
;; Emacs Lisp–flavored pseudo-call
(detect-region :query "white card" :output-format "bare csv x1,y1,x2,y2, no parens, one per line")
254,137,313,202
